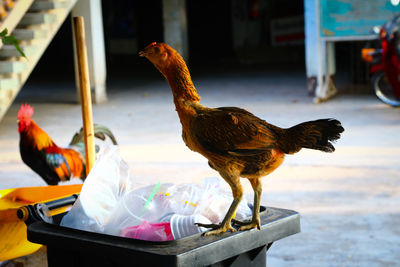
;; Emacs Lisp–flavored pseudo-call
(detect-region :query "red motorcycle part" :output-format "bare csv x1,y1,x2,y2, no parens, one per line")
381,34,400,99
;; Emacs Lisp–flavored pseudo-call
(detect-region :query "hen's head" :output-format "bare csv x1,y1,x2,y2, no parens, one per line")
17,103,34,133
139,42,180,74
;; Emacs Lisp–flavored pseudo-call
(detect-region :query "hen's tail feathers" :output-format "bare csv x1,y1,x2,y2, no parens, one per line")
280,119,344,154
69,124,118,146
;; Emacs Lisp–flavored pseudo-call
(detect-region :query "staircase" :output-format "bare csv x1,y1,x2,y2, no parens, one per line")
0,0,77,121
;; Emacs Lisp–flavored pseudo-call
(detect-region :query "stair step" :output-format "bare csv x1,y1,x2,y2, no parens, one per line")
0,89,11,101
0,78,19,90
12,29,48,40
0,89,14,106
19,13,57,26
0,45,38,58
0,61,28,73
29,0,68,11
0,0,78,122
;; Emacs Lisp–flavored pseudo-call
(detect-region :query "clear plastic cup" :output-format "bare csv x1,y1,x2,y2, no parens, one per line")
103,193,145,235
169,214,211,239
104,189,174,236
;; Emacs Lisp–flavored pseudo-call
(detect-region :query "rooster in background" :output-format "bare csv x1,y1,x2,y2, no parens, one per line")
17,103,118,185
140,42,344,235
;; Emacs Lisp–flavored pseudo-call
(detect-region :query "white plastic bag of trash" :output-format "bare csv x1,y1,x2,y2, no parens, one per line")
61,145,252,240
60,145,134,232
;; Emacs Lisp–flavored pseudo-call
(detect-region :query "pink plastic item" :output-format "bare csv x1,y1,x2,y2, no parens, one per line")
121,221,174,241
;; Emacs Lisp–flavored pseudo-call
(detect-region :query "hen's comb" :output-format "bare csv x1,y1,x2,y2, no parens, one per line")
17,103,34,120
144,42,157,50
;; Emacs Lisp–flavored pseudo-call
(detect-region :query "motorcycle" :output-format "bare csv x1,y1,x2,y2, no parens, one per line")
362,15,400,107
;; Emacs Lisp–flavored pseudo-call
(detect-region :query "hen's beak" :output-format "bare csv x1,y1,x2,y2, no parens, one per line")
139,51,146,57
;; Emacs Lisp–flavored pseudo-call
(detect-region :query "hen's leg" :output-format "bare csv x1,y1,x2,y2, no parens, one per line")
196,172,243,235
233,178,262,231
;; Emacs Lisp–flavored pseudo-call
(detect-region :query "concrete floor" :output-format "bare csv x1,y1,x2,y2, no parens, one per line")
1,65,399,266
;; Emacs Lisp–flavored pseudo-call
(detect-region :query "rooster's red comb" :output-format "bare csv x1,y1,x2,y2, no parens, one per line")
17,103,34,120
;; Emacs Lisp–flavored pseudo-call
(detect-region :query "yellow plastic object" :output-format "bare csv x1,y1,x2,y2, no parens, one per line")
0,184,82,261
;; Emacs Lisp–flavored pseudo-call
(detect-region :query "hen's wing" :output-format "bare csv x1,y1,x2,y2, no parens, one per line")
191,107,279,156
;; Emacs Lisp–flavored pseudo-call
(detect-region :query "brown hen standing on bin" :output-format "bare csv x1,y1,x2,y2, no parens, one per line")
140,42,344,236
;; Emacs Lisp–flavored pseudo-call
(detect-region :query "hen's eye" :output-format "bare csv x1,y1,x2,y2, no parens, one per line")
154,47,160,54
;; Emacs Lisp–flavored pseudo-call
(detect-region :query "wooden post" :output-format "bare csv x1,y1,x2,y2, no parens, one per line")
73,16,95,175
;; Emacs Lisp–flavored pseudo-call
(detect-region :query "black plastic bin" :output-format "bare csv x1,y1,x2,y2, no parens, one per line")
25,199,300,267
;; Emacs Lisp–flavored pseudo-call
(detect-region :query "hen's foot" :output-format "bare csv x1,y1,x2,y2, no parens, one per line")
231,218,249,226
232,218,261,231
195,222,236,236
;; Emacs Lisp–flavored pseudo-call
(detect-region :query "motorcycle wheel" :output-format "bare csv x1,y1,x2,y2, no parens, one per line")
371,71,400,107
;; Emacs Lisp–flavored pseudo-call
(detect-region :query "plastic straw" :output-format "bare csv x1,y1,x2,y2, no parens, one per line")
143,181,161,209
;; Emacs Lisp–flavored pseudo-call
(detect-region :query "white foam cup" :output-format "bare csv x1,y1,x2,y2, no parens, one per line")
170,214,211,239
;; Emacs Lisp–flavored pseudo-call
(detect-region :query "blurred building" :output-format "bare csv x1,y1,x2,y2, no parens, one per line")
1,0,400,121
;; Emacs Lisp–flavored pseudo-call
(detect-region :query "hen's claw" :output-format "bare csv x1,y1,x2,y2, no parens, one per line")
195,223,220,229
231,218,249,226
195,222,236,236
232,218,261,231
238,221,260,231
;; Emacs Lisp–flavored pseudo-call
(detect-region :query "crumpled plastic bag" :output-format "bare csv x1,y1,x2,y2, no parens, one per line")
61,145,252,239
61,145,135,232
121,221,173,241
